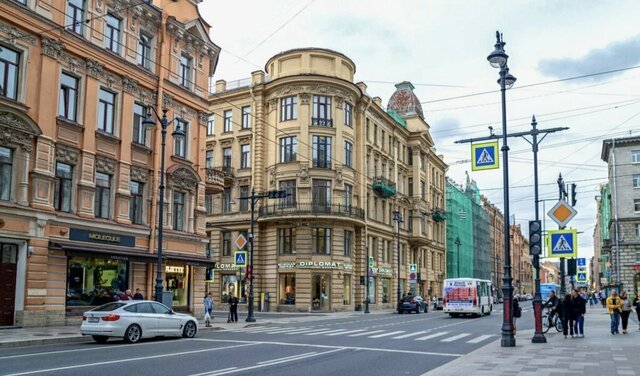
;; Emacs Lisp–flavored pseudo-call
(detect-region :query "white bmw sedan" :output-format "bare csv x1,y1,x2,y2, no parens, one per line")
81,300,198,344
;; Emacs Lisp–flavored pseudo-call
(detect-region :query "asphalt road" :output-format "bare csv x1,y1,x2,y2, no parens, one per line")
0,306,535,376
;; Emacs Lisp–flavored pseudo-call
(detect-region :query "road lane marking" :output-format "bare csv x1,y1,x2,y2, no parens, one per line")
230,327,283,333
466,334,494,344
3,343,257,376
348,330,384,337
257,352,317,365
369,331,405,338
393,330,428,339
284,328,323,335
192,338,463,357
304,329,349,336
259,327,310,334
326,329,365,336
441,333,471,342
189,368,238,376
415,331,449,341
0,339,187,360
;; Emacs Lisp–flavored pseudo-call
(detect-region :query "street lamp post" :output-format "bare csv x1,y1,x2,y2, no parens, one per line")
455,237,461,278
487,30,517,347
393,211,403,302
142,107,186,304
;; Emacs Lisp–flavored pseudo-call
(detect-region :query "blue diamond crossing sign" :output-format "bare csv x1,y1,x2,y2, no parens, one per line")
234,251,247,267
546,229,578,258
471,141,499,171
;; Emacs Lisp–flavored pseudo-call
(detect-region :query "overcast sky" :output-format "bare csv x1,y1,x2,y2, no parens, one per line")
199,1,640,261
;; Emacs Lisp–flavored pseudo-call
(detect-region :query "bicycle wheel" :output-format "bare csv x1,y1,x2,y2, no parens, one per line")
555,317,563,332
542,314,551,333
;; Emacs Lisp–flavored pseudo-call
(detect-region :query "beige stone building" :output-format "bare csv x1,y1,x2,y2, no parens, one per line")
510,224,533,295
0,0,221,326
482,195,504,295
541,261,560,285
206,48,447,312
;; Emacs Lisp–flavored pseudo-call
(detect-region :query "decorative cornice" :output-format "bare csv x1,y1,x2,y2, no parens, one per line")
162,92,173,108
86,58,105,78
268,84,357,104
0,125,32,152
198,111,207,126
55,144,79,165
131,165,149,182
41,37,65,59
123,77,138,94
0,21,37,46
95,155,116,174
170,167,199,191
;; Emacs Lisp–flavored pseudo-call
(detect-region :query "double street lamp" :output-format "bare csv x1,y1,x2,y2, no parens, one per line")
393,211,403,301
454,237,461,278
142,107,186,304
487,31,517,348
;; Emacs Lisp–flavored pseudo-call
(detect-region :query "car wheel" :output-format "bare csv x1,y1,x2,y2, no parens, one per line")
182,321,197,338
415,307,420,314
92,335,109,344
124,324,142,344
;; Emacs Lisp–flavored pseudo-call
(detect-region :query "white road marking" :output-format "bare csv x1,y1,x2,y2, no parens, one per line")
231,327,283,333
466,334,494,344
348,330,385,337
189,368,238,376
284,328,324,335
257,352,317,365
441,333,471,342
326,329,365,336
260,327,310,334
304,329,349,336
0,339,186,360
369,331,405,338
393,330,428,339
415,331,449,341
3,343,256,376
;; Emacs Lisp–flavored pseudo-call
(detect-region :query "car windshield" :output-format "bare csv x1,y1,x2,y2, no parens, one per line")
92,302,127,312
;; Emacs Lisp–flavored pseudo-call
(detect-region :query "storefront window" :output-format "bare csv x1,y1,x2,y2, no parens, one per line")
66,256,128,307
222,274,247,303
279,273,296,305
165,264,189,307
381,278,390,303
312,274,330,311
368,276,377,304
343,275,351,305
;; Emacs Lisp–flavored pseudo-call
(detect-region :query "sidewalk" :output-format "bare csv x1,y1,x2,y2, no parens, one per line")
0,309,390,348
423,306,640,376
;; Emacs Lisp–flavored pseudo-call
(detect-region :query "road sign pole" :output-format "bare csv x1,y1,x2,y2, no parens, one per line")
246,188,256,323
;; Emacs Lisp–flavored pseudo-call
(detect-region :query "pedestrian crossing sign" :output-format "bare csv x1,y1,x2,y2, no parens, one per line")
234,251,247,267
546,229,577,258
471,141,499,171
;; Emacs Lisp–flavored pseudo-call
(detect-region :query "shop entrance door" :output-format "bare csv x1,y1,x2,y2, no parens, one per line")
0,243,18,326
312,274,331,311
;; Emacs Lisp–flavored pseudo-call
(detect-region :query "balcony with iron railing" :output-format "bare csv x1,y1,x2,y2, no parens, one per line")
373,176,396,198
311,118,333,127
214,165,235,181
259,202,365,222
205,168,225,193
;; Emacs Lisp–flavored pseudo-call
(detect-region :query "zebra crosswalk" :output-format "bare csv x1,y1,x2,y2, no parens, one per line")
221,326,496,344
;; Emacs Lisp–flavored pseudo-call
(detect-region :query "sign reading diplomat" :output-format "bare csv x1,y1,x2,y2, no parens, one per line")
278,261,354,270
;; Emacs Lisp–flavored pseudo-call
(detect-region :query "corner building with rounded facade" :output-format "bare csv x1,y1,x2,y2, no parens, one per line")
206,48,447,312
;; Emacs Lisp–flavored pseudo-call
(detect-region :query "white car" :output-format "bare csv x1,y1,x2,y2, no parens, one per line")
81,300,198,344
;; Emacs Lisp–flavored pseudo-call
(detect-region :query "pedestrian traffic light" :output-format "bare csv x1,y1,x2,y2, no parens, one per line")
567,258,577,275
571,183,577,206
528,220,542,256
246,265,253,280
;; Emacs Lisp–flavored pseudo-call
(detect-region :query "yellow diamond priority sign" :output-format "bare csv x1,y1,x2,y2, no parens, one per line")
547,199,577,227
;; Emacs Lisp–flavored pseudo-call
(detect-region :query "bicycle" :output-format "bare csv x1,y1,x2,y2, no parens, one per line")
542,306,563,333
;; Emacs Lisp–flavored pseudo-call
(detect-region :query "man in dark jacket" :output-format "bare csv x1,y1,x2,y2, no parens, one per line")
572,289,586,337
228,294,239,323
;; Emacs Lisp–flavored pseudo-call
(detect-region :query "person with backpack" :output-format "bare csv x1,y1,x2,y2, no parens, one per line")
572,289,586,338
606,290,623,334
203,293,214,327
512,295,522,335
620,291,632,334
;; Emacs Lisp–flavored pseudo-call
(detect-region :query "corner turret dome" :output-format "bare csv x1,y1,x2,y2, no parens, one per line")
387,81,424,119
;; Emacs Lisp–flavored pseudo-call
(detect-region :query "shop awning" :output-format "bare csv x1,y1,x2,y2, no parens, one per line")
49,241,216,267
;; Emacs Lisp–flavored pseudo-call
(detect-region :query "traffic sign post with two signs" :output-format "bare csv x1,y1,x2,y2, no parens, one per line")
471,141,500,171
546,229,578,258
547,199,577,228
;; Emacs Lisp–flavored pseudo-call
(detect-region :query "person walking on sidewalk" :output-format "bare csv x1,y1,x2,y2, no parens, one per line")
633,293,640,331
561,293,575,338
620,291,632,334
203,293,214,327
512,296,521,336
572,289,586,338
606,290,623,334
228,294,239,323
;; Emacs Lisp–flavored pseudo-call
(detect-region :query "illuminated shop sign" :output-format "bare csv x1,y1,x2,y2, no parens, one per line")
277,261,355,270
69,228,135,247
165,266,185,274
215,263,239,271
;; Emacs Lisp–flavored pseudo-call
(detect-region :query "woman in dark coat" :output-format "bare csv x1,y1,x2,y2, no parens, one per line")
561,293,575,338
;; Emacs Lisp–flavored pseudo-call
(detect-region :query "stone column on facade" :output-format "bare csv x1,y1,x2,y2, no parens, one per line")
18,146,30,206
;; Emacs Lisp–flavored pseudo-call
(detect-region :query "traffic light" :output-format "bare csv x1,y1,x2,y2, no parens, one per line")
567,258,577,275
529,220,542,256
571,183,577,206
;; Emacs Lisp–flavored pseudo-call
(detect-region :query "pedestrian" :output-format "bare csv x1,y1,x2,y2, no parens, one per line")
633,293,640,331
204,293,214,327
228,294,239,323
432,296,438,310
121,289,134,301
572,289,586,338
601,291,607,308
620,291,632,334
606,290,622,334
512,296,521,336
561,293,575,339
133,288,144,300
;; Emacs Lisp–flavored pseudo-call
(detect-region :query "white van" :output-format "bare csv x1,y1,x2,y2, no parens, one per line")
442,278,492,317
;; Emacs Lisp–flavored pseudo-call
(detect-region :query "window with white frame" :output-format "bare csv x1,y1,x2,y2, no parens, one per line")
635,199,640,212
137,34,152,70
207,114,214,135
280,96,297,121
104,14,121,54
173,191,185,231
179,54,193,89
94,172,111,219
66,0,85,35
240,144,250,168
205,150,214,168
280,136,297,163
223,110,232,132
97,89,115,134
344,102,353,127
344,140,353,167
632,150,640,164
0,46,20,100
241,106,251,129
132,103,147,145
636,223,640,237
174,119,187,158
312,95,332,126
634,174,640,188
0,147,12,201
58,73,78,122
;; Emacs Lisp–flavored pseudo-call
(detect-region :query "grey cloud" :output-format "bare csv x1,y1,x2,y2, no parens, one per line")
538,35,640,81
